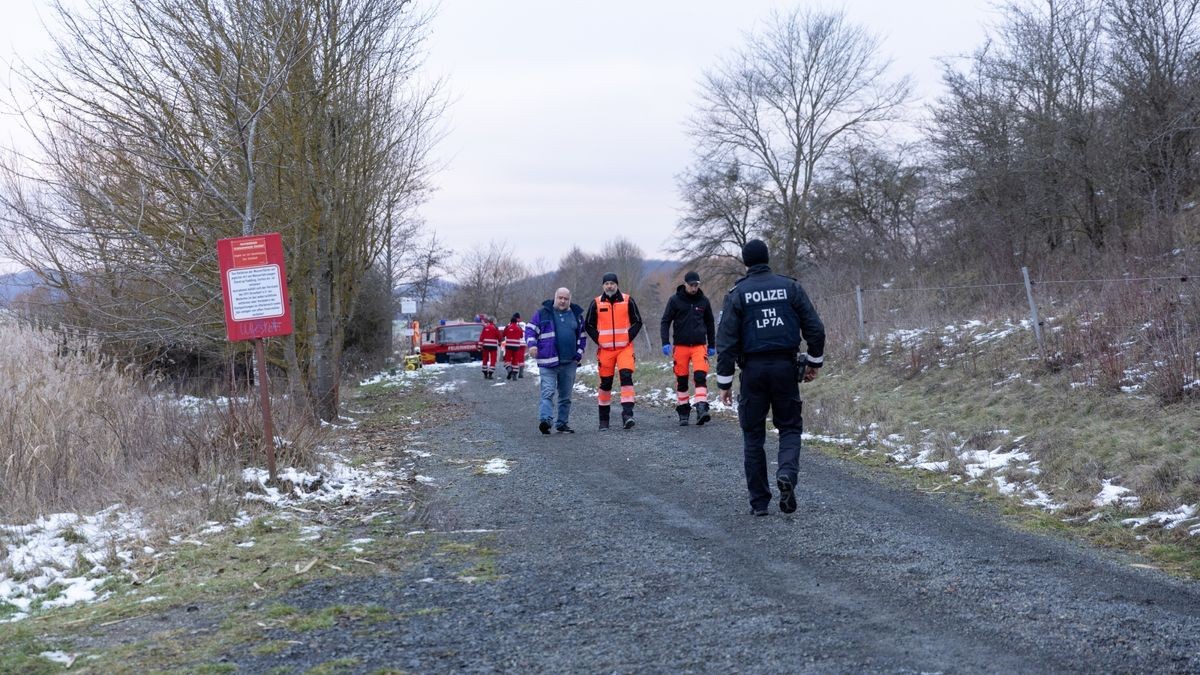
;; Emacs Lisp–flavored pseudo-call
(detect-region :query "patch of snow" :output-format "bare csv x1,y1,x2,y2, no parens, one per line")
481,458,510,475
1123,504,1199,530
1092,480,1141,508
961,448,1031,478
39,651,76,666
1,506,148,621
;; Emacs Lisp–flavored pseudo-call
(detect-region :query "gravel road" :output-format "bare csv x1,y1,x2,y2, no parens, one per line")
237,363,1200,673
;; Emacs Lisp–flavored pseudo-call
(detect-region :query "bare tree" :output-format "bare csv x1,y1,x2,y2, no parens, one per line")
687,7,911,276
807,142,932,268
0,0,442,421
0,0,313,350
929,0,1132,270
598,238,647,299
398,230,452,324
440,240,528,322
553,246,607,305
670,162,769,288
1105,0,1200,232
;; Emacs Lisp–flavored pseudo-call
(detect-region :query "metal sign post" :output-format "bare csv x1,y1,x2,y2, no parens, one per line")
253,337,277,480
217,233,294,484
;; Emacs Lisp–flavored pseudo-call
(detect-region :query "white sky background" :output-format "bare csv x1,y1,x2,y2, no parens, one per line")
421,0,996,275
0,1,995,275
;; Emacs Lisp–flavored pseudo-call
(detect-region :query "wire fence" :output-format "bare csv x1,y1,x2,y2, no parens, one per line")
817,268,1200,401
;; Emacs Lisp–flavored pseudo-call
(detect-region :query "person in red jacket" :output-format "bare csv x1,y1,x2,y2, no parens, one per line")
502,313,526,380
478,316,501,379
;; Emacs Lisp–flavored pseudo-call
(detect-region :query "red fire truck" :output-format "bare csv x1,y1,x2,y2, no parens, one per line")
419,320,485,364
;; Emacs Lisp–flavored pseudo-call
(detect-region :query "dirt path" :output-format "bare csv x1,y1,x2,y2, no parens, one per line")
230,363,1200,673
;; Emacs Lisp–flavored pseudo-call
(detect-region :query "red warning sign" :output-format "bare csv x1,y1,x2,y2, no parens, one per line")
217,233,294,341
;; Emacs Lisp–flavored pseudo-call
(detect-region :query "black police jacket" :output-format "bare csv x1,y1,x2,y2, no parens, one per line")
659,285,716,347
715,264,825,388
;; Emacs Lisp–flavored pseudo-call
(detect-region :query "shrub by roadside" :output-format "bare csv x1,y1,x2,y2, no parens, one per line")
0,319,325,620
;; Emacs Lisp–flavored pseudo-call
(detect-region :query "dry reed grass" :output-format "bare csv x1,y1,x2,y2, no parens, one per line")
0,319,319,530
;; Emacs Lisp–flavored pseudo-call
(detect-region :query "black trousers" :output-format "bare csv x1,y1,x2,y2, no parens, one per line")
737,357,803,510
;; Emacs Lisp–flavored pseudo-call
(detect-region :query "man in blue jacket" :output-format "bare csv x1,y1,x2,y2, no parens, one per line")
526,287,588,434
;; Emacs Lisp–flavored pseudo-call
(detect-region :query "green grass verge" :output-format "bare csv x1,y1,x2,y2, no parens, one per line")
803,332,1200,578
0,376,449,672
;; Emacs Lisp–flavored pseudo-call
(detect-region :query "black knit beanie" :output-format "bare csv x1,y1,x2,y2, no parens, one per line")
742,239,769,266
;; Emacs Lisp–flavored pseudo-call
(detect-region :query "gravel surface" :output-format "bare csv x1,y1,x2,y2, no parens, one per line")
235,363,1200,673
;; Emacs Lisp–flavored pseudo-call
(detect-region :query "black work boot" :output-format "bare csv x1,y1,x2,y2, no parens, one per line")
777,476,797,514
676,404,691,426
621,403,635,429
598,406,610,431
695,401,711,426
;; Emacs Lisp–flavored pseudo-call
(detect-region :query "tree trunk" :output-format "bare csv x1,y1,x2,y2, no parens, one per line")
313,226,338,422
283,332,309,416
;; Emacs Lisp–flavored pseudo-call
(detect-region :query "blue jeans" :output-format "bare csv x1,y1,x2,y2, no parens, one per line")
539,362,577,428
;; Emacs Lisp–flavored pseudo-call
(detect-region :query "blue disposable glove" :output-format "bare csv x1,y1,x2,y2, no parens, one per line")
707,347,716,357
662,344,671,356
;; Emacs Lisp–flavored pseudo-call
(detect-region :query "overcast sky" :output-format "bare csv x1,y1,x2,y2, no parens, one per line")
0,0,995,276
421,1,995,275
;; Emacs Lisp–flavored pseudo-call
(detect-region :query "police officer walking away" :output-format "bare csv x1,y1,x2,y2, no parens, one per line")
716,239,825,516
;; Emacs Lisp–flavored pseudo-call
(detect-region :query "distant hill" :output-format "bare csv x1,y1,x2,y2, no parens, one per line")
404,259,681,295
510,258,681,288
641,259,680,278
0,270,41,304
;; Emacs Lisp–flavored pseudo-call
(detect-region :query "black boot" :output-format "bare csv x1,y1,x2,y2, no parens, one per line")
621,403,635,429
598,406,610,431
695,401,711,426
676,404,691,426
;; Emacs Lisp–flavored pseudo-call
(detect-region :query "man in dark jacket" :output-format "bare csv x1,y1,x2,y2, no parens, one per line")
716,239,825,516
660,270,716,426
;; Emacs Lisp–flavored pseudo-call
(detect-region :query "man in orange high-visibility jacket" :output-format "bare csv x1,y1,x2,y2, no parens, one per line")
584,272,644,430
